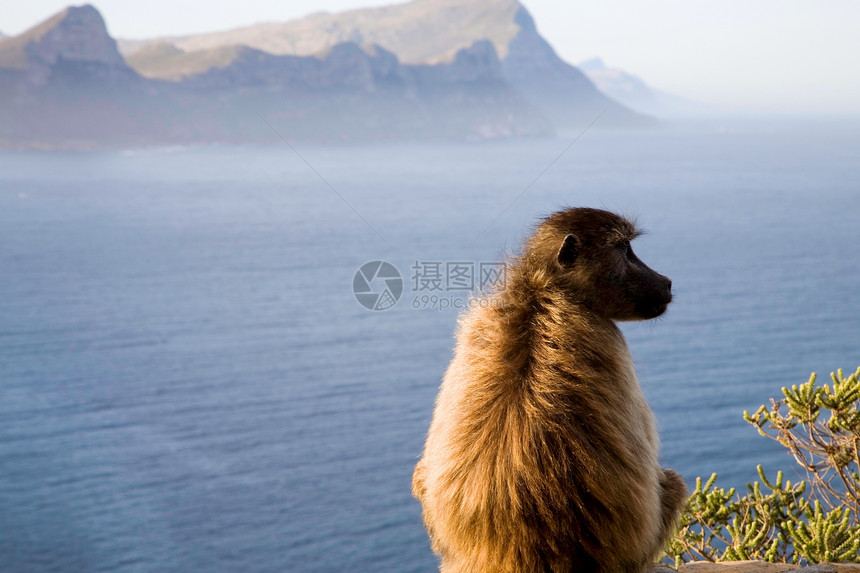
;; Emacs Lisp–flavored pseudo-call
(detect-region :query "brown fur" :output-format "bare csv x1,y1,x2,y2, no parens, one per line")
413,208,688,573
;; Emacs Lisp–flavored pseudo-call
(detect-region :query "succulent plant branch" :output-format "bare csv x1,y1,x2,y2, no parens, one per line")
663,367,860,567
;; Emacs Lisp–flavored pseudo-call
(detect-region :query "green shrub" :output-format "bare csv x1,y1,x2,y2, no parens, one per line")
664,367,860,567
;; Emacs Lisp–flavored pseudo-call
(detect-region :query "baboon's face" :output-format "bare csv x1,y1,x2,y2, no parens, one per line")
557,229,673,321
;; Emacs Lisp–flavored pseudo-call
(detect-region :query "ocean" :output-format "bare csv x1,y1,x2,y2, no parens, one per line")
1,119,859,571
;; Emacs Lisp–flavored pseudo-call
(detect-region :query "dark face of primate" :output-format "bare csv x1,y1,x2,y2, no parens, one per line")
551,209,673,321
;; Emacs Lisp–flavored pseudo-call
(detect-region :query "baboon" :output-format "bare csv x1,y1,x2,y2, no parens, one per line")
413,208,687,573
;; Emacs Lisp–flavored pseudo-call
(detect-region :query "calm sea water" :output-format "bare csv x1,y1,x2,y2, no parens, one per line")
1,119,859,572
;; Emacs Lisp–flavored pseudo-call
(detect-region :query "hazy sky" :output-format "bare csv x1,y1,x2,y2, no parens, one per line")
3,0,859,114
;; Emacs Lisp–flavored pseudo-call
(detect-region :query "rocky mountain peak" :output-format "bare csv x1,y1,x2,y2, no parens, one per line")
0,4,126,70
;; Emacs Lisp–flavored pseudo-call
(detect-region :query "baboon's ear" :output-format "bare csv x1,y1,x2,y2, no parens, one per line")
557,234,578,267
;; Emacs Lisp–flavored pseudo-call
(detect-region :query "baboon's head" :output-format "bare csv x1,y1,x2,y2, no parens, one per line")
528,208,672,321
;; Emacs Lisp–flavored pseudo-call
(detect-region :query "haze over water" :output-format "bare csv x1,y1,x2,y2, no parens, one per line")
1,119,859,571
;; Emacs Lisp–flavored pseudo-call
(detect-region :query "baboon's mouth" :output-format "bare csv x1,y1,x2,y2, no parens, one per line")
638,300,670,319
651,306,668,319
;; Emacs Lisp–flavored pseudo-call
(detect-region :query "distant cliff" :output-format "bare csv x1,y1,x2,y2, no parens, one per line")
0,5,132,81
580,58,714,118
0,6,152,149
0,1,651,150
122,0,651,130
0,4,558,149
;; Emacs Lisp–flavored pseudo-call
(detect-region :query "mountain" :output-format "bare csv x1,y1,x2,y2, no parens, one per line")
0,5,155,148
579,58,712,118
171,39,552,142
0,5,132,80
0,2,657,149
121,0,651,129
0,4,554,149
498,8,644,129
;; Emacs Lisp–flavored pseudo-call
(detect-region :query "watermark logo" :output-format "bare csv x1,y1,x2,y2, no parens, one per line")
354,260,507,311
353,261,404,311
